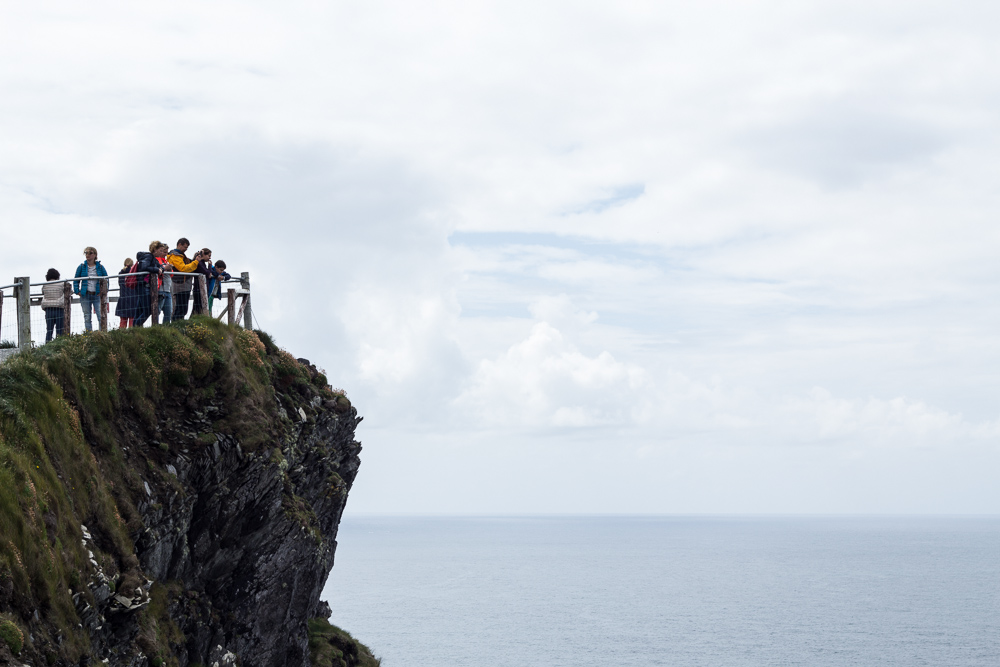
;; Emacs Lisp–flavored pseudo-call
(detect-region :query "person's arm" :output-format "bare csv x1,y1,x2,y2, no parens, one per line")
73,264,83,294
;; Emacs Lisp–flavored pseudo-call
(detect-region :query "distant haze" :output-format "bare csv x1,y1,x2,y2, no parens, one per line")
2,1,999,514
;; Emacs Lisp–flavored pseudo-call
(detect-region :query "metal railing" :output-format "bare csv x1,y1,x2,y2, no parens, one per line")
0,270,252,357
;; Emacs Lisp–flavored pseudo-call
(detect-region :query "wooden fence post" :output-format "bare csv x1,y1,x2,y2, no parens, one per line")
0,291,3,340
150,275,159,326
99,279,109,332
198,274,210,317
239,272,252,329
226,288,236,325
62,282,72,337
14,277,30,351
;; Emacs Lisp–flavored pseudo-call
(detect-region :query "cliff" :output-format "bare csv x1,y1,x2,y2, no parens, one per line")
0,320,376,667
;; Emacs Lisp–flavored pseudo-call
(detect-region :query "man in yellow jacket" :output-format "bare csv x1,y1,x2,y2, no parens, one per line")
167,238,202,321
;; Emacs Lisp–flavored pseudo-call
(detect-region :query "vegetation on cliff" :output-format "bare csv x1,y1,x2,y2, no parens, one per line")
0,318,362,666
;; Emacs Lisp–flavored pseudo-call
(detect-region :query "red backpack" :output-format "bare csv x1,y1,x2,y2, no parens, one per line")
124,261,142,289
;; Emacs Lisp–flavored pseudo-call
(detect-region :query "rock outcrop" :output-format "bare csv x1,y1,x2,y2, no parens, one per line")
0,321,364,667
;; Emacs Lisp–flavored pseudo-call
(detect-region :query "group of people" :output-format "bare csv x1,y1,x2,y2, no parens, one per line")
39,239,233,342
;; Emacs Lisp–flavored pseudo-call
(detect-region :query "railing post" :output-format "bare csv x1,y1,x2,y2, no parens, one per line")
0,291,4,339
62,282,72,336
198,274,210,317
150,274,159,326
240,272,252,329
14,277,30,351
99,279,109,332
226,288,236,325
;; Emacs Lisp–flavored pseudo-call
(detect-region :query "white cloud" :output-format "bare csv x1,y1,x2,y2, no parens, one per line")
454,321,650,429
3,0,1000,511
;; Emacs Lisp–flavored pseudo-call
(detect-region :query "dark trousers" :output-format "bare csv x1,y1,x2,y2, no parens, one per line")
173,289,191,320
44,307,64,342
132,288,152,327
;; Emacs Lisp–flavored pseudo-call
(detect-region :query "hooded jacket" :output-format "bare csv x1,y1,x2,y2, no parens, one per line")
167,249,199,293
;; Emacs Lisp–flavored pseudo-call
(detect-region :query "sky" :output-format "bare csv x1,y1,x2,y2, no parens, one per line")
1,0,999,514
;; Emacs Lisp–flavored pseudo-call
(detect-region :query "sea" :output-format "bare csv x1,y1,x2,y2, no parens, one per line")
320,516,1000,666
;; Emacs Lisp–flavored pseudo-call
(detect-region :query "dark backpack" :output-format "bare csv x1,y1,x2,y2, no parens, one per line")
124,261,142,289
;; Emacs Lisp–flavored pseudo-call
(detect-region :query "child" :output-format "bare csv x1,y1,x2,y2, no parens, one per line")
41,268,66,342
208,259,232,312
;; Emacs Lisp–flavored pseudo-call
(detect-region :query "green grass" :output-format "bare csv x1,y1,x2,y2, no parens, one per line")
308,618,381,667
0,318,343,665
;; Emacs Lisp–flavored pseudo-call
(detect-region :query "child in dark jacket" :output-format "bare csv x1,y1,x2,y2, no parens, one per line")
208,259,232,312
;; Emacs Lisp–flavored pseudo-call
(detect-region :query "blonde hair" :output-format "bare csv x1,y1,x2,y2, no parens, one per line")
123,258,134,268
83,246,97,256
148,240,162,253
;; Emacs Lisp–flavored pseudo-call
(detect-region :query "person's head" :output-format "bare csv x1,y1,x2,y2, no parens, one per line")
84,246,98,262
215,260,226,271
176,237,190,252
123,257,134,269
154,243,168,258
199,248,212,261
148,240,162,253
46,268,60,281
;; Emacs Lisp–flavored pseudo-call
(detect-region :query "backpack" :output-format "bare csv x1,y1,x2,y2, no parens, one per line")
124,261,142,289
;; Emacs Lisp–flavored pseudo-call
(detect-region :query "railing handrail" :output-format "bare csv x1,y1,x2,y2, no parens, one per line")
0,274,244,291
0,271,252,354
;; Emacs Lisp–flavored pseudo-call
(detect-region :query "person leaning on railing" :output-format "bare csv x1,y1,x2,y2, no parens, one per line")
167,238,200,321
41,268,66,342
131,248,162,327
73,246,108,332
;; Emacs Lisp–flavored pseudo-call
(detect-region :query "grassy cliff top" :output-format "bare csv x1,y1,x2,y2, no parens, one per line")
0,318,344,664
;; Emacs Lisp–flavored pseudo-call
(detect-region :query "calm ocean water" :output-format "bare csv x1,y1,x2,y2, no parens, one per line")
321,516,1000,666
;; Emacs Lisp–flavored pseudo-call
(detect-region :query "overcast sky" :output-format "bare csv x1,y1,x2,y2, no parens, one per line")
2,1,999,514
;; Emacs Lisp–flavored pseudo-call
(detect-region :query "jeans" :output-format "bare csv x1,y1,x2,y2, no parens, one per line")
158,290,173,324
80,292,100,331
44,308,64,342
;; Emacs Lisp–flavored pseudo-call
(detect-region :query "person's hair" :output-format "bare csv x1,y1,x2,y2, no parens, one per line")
200,248,212,256
149,240,162,252
214,260,227,270
177,237,190,247
84,246,97,256
46,268,60,281
123,258,134,268
157,242,169,251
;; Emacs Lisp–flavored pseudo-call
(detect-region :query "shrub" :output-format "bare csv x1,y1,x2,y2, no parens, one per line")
0,619,23,655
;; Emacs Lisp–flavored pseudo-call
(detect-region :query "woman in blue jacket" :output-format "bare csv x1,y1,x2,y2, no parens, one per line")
73,246,109,331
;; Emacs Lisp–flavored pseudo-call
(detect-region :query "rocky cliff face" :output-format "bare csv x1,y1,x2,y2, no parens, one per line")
0,322,365,667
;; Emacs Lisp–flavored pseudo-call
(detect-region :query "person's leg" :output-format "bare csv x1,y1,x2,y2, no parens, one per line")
45,309,56,342
133,289,151,327
55,310,64,337
119,317,128,329
81,293,95,331
160,291,173,324
173,289,190,321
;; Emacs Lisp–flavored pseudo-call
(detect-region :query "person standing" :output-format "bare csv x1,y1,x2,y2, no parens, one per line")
152,242,173,324
131,247,162,327
116,257,136,329
167,238,200,321
73,247,108,332
41,268,66,342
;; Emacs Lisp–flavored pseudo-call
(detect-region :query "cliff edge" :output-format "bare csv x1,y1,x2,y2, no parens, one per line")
0,320,372,667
